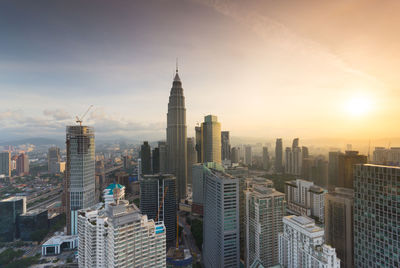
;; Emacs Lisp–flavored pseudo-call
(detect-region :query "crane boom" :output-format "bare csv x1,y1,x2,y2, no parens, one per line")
156,186,168,222
76,105,93,126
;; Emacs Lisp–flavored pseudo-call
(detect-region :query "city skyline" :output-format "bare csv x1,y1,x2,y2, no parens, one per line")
1,0,400,142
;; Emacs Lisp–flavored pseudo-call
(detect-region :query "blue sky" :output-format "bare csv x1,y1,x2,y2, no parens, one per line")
1,0,399,142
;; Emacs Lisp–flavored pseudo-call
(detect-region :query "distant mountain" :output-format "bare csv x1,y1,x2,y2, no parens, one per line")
0,137,64,147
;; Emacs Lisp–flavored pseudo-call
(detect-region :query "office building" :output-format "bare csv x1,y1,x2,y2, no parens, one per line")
275,139,283,173
167,68,187,201
335,151,367,189
201,115,221,164
245,185,285,267
285,179,326,223
48,147,61,174
78,201,166,268
152,147,160,173
325,188,354,268
231,147,240,163
0,151,11,177
187,137,197,185
278,215,340,268
0,196,26,241
65,125,95,235
221,131,231,161
18,209,48,241
203,169,239,268
16,153,29,176
140,141,151,175
140,174,176,242
354,164,400,267
262,147,269,170
245,145,252,166
195,126,202,163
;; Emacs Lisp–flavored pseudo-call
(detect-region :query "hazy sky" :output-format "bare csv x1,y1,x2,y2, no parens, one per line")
1,0,399,142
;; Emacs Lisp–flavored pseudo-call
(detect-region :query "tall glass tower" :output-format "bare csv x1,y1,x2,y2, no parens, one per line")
65,125,95,235
167,68,187,201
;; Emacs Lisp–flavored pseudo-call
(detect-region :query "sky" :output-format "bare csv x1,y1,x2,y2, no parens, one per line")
0,0,399,143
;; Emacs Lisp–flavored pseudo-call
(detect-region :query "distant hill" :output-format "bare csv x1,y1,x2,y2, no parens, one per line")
0,137,64,147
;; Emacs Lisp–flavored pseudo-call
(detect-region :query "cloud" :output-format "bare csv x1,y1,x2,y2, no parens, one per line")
43,109,71,121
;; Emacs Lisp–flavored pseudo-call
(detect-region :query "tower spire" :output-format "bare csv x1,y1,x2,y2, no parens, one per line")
176,58,178,73
174,58,181,82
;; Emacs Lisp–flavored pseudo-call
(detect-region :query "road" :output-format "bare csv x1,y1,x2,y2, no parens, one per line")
179,213,201,262
28,194,61,210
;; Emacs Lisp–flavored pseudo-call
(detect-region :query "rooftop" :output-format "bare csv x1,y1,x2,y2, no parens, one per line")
43,234,78,247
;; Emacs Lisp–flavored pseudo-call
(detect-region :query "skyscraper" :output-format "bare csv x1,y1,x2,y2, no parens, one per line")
336,151,367,189
221,131,231,161
65,125,95,235
325,187,354,268
231,147,240,163
152,147,160,174
244,145,252,166
140,174,177,242
0,151,11,177
16,153,29,176
275,138,283,173
195,126,202,163
140,141,151,175
48,147,61,174
245,184,285,267
328,151,340,190
186,137,197,185
354,164,400,267
201,115,221,164
262,146,269,170
167,68,187,200
203,169,240,268
0,196,26,241
158,141,168,173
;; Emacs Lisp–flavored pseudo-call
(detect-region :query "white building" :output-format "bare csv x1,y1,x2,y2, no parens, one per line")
372,147,400,166
78,200,166,268
285,179,326,223
278,215,340,268
285,147,302,175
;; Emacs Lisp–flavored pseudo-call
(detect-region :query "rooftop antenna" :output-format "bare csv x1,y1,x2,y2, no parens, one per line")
76,105,93,126
176,57,179,73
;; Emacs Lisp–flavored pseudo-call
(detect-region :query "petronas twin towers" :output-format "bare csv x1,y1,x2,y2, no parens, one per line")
166,68,187,201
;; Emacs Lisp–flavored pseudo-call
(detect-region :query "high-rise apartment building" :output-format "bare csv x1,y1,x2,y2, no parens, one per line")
328,151,340,190
311,156,329,187
285,179,326,223
245,185,285,267
335,151,367,189
16,153,29,176
201,115,221,164
187,137,197,185
140,174,176,242
325,187,354,268
285,145,302,175
354,164,400,267
78,201,166,268
48,147,61,174
65,125,95,235
0,151,11,177
203,169,240,268
0,196,26,241
279,215,340,268
244,145,252,166
140,141,151,175
167,69,187,201
221,131,231,161
372,147,400,166
275,139,283,173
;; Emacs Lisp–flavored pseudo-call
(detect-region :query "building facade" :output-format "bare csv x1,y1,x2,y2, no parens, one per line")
325,187,354,268
245,185,285,267
140,174,176,242
140,141,152,175
167,69,188,201
221,131,231,161
278,215,340,268
275,139,283,173
354,164,400,267
245,145,252,166
65,125,96,235
78,201,166,268
16,153,29,176
187,137,197,185
48,147,61,174
0,196,26,241
203,169,240,268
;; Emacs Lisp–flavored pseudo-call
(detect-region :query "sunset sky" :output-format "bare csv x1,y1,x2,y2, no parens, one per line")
1,0,399,142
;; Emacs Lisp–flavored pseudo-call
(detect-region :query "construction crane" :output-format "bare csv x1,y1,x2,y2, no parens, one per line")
76,105,93,126
156,186,168,222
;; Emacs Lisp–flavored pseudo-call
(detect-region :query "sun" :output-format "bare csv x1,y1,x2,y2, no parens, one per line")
345,94,373,117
